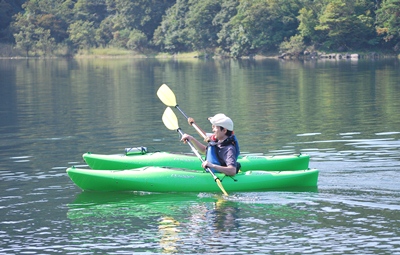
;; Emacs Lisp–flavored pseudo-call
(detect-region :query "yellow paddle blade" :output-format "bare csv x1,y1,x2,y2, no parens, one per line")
216,179,229,196
157,84,177,107
162,107,179,131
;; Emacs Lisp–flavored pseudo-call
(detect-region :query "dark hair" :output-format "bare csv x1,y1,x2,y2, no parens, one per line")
219,126,233,136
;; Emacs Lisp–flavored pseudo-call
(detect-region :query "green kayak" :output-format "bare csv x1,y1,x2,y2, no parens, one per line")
66,166,319,193
83,148,310,171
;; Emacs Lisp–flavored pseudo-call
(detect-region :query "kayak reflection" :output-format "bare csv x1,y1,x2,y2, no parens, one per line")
67,190,318,253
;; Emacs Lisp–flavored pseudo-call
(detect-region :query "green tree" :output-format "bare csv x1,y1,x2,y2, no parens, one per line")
184,0,222,51
73,0,107,24
68,20,96,50
127,29,148,51
12,10,55,56
36,13,68,43
315,0,376,50
13,13,35,56
220,0,301,57
214,0,239,53
376,0,400,50
297,6,324,47
34,27,56,55
95,16,115,47
106,0,174,42
279,34,305,55
153,0,191,52
12,0,70,51
112,28,131,48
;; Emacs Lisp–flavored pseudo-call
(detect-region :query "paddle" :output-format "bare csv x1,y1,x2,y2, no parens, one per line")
157,84,209,141
162,107,229,196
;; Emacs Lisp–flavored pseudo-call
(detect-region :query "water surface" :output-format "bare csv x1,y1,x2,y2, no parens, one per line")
0,58,399,254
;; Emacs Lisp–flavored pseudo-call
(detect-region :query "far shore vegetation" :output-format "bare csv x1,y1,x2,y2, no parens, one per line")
1,43,398,60
1,0,399,60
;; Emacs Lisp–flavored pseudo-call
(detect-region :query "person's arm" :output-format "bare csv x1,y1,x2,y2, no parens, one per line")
201,161,237,176
180,134,207,154
187,117,210,142
202,145,237,176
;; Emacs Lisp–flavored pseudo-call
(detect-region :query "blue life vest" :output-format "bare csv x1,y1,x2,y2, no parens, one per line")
205,135,240,173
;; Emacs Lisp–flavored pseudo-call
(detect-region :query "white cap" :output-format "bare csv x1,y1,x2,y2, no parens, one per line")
208,113,234,131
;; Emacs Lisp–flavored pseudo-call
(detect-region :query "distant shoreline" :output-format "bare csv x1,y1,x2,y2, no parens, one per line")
1,51,398,60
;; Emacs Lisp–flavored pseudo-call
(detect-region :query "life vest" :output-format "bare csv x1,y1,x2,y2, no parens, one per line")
205,135,240,173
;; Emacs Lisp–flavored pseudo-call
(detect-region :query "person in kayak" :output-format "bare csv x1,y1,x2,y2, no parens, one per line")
181,113,240,176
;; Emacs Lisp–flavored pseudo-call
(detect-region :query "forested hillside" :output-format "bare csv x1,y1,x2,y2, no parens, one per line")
1,0,399,57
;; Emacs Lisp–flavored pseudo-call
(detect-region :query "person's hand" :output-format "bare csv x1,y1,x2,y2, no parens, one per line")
180,134,192,143
202,160,212,169
188,117,195,126
204,134,215,143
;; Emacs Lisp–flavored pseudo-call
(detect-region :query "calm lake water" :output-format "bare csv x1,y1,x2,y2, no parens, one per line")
0,57,399,254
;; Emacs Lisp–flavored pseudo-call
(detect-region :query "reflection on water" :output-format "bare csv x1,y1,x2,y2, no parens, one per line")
64,189,400,254
67,192,320,254
0,58,399,254
158,216,180,253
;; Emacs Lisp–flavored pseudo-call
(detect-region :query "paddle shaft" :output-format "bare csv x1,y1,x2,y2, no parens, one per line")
157,84,208,140
175,105,208,140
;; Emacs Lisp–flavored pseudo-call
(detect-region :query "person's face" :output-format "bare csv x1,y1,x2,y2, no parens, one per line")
212,125,226,140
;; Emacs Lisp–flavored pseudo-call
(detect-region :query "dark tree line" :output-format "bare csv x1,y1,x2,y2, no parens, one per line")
1,0,399,57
